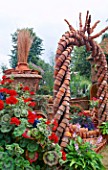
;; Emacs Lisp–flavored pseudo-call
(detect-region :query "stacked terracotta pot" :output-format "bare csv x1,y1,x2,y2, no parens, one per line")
53,12,108,147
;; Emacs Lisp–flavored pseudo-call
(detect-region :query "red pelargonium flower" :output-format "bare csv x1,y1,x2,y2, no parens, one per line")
27,110,43,124
30,91,35,95
22,129,34,139
0,100,4,110
23,97,32,103
7,89,17,96
0,88,8,93
27,110,37,124
10,117,21,126
46,120,51,125
92,97,98,101
78,111,90,117
6,96,18,105
48,132,58,143
0,80,5,85
52,119,58,131
28,102,36,107
7,79,14,83
23,86,30,91
2,75,7,80
61,150,66,161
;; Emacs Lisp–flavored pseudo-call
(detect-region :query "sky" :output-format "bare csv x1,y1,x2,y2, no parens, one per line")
0,0,108,71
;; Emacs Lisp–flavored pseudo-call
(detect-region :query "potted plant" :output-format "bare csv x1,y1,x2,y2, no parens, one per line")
99,121,108,143
63,136,105,170
0,76,67,169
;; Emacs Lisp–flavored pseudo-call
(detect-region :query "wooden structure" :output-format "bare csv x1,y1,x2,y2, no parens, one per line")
53,11,108,147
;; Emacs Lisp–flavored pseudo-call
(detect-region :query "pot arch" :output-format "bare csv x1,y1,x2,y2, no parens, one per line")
53,11,108,146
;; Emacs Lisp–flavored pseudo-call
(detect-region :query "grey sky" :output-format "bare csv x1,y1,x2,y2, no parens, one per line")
0,0,108,68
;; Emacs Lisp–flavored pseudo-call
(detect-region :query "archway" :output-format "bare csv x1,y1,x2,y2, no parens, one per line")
53,11,108,147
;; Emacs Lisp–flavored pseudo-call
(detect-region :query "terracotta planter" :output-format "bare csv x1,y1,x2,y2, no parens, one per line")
102,134,108,143
70,96,89,110
16,62,29,70
5,73,42,92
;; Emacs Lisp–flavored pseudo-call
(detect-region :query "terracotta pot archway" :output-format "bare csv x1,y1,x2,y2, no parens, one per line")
53,11,108,147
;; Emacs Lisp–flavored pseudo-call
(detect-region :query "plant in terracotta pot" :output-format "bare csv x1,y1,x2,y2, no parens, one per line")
90,97,99,109
99,121,108,142
70,111,95,131
0,76,66,169
63,136,105,170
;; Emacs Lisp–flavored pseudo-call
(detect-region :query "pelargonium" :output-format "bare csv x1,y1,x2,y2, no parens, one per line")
0,76,66,169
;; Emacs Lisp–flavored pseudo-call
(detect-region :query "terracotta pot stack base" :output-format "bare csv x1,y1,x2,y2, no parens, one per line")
4,68,42,92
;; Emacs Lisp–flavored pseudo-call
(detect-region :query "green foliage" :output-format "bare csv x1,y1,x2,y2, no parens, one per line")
71,46,91,79
101,33,108,41
70,72,91,97
99,122,108,135
64,136,105,170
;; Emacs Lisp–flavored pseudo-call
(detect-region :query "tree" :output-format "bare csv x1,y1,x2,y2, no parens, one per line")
9,28,44,68
71,46,91,79
36,53,54,95
0,63,8,73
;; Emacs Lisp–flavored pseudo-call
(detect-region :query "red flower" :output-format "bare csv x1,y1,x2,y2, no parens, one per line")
2,75,7,79
27,110,37,124
7,79,14,83
23,86,30,91
61,150,66,161
0,80,5,85
30,91,35,95
22,129,33,139
28,102,36,107
6,96,18,104
52,119,58,131
0,100,4,110
7,89,17,96
0,88,8,93
10,117,21,126
46,120,51,125
48,132,58,143
23,97,32,103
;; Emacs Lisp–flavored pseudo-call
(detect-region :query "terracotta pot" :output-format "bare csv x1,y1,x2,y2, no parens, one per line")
102,134,108,143
4,68,15,75
16,62,29,70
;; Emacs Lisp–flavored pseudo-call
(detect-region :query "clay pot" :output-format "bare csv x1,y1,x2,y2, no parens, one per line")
16,62,29,70
102,134,108,143
4,68,15,75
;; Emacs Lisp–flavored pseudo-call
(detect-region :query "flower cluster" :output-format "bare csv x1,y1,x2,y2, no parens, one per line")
0,75,66,169
90,97,99,108
70,111,95,130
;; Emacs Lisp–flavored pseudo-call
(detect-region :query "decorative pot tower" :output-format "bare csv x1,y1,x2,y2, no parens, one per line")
4,29,42,92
